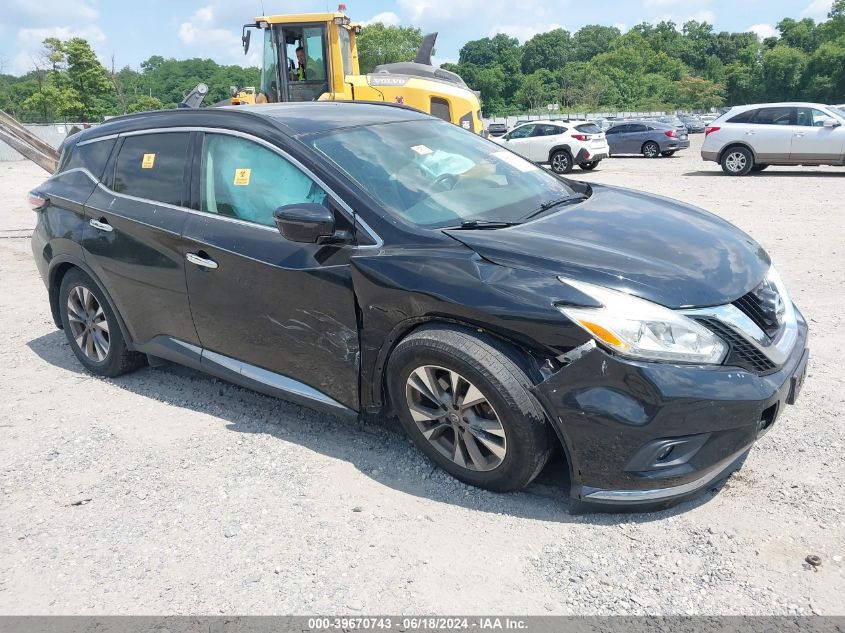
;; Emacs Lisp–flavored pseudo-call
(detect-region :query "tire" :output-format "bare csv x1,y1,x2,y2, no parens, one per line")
58,268,145,377
661,151,676,157
642,142,660,158
751,164,769,172
720,146,755,176
579,160,599,171
387,325,552,492
549,150,573,174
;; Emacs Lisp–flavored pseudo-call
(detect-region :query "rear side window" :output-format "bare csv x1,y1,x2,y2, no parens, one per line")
430,97,451,122
61,138,116,180
752,107,794,126
533,124,562,137
628,124,648,133
727,110,757,124
112,133,190,206
200,133,328,228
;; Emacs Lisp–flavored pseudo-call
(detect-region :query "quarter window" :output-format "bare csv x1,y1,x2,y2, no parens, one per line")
200,134,328,228
112,133,190,206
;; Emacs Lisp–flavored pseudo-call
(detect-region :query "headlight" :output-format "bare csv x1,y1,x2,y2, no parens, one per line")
557,278,727,364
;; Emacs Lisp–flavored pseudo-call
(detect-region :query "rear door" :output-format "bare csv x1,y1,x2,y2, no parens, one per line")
81,131,199,348
792,106,845,163
746,106,795,162
530,124,562,162
181,131,360,410
605,124,629,153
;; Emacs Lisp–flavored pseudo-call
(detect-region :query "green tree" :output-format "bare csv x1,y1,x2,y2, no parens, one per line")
63,38,113,120
127,95,164,113
356,23,423,74
572,25,621,62
760,44,808,100
521,29,571,74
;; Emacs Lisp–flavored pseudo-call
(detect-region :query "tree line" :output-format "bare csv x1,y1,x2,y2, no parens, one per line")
1,0,843,123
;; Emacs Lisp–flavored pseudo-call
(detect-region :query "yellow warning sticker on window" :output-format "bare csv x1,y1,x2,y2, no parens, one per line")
141,153,156,169
234,168,251,186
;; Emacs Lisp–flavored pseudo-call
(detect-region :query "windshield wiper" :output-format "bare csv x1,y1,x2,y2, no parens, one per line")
446,220,519,230
521,194,588,222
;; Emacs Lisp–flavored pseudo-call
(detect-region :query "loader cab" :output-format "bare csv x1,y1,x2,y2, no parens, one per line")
252,13,359,104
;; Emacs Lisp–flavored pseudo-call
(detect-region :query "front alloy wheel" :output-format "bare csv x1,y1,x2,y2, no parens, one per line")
405,365,507,472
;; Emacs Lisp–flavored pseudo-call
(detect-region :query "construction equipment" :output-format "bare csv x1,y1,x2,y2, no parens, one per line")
236,7,483,133
0,110,60,173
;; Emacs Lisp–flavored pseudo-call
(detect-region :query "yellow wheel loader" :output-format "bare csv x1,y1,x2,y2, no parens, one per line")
232,9,483,134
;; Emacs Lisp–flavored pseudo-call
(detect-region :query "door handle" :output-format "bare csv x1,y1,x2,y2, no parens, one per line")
794,133,805,137
745,131,755,136
89,218,113,232
186,253,218,270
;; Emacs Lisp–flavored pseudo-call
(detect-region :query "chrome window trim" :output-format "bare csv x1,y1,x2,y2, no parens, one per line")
76,133,120,147
115,126,383,248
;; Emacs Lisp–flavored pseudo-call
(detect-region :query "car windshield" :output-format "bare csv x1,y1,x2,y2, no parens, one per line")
831,106,845,119
309,119,578,229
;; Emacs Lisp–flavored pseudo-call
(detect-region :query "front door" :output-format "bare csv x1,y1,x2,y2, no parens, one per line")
81,131,199,348
792,106,845,163
182,131,360,410
501,124,535,160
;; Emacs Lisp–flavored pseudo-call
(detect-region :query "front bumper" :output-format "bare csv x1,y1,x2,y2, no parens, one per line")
531,311,809,511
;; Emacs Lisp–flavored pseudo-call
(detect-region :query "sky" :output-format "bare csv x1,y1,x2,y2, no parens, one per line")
0,0,836,76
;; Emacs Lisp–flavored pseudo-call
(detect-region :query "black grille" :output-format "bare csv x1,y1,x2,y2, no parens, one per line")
733,281,783,339
696,317,777,375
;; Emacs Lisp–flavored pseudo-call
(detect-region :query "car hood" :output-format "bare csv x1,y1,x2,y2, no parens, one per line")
444,184,770,309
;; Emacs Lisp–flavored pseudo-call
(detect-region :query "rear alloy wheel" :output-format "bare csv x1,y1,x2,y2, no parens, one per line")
579,161,599,171
550,150,573,174
721,146,754,176
388,325,551,492
661,150,676,157
642,142,660,158
59,268,145,377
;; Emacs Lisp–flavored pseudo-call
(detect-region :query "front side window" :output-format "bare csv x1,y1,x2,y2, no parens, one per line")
200,134,328,228
796,107,832,127
260,27,280,102
309,119,578,229
507,125,534,139
338,27,353,76
753,107,794,126
112,133,190,206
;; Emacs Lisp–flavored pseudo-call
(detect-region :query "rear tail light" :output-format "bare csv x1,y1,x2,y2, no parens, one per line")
28,192,48,210
571,134,591,141
705,126,720,137
583,151,591,160
665,130,676,138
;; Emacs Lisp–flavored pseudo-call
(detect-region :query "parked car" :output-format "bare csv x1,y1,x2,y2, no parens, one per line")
700,114,719,126
657,115,688,133
492,120,609,174
702,102,845,175
680,115,706,133
486,122,509,137
606,120,690,157
31,102,809,510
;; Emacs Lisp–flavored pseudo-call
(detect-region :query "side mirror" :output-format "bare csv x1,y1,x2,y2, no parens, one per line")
242,28,252,55
823,117,841,128
274,204,335,243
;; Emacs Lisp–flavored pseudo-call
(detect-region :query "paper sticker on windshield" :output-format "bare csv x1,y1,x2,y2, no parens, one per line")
492,151,538,173
233,168,251,186
141,154,155,169
411,145,434,156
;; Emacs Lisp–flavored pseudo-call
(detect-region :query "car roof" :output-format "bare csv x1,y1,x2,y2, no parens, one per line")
729,102,837,111
70,101,431,145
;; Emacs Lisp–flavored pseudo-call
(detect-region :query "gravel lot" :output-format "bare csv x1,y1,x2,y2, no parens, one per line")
0,136,843,616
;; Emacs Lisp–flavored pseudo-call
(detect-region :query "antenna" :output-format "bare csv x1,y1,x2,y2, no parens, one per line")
260,0,265,15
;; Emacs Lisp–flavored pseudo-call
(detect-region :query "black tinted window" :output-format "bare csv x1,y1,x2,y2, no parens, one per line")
62,138,116,179
575,123,601,134
628,124,648,133
430,97,451,122
727,110,756,124
112,133,190,206
533,125,562,137
606,125,627,135
752,107,794,125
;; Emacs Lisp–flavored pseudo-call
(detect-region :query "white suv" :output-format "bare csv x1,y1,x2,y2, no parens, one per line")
702,102,845,176
492,120,610,174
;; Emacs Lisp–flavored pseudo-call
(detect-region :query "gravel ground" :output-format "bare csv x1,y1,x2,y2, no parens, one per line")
0,137,843,615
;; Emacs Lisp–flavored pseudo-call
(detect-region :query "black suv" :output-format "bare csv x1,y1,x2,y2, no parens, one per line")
31,103,809,510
